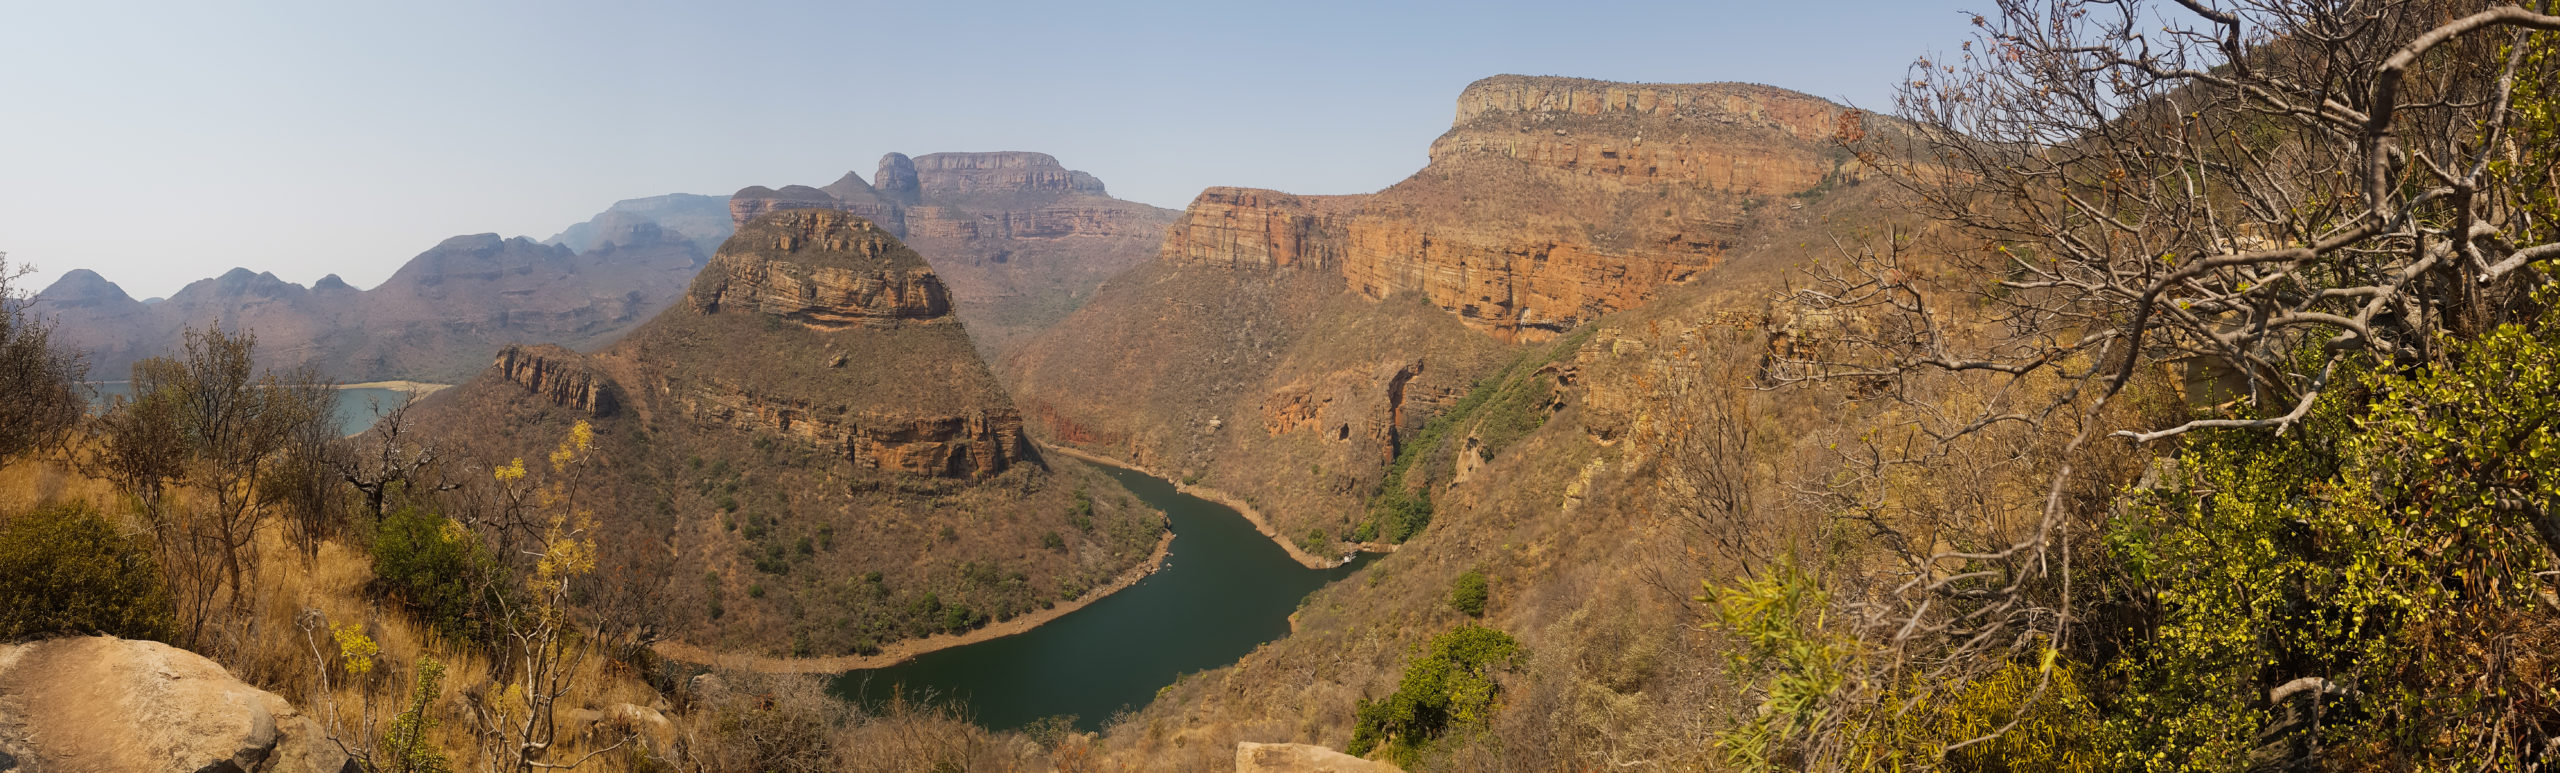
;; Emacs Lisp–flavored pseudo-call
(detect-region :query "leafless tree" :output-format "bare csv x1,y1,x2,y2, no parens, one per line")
333,390,457,524
1768,0,2560,764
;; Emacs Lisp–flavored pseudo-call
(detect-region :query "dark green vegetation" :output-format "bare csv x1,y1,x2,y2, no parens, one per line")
370,507,507,643
1348,625,1523,765
1446,570,1487,618
0,500,175,642
1354,326,1591,543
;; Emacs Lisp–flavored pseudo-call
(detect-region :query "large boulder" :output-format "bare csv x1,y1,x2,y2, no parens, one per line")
1234,741,1403,773
0,636,351,773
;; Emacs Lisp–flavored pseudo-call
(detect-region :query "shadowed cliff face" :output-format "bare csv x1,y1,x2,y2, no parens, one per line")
728,151,1179,361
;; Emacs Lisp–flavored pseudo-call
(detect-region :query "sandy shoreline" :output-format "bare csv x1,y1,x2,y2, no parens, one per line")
338,380,450,394
1038,443,1366,570
651,530,1173,674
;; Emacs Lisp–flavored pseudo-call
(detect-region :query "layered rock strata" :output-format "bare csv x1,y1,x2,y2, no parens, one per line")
1151,75,1853,342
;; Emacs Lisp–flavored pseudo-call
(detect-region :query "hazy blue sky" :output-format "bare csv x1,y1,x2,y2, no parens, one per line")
1,1,1982,298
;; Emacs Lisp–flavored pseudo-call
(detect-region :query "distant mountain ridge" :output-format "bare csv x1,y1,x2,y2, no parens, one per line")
37,149,1171,383
36,212,711,384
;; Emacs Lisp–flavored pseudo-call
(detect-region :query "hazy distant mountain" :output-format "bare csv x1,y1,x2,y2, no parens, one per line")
36,213,709,384
545,193,734,256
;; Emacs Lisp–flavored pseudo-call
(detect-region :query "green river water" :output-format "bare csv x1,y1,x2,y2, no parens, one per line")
832,464,1375,732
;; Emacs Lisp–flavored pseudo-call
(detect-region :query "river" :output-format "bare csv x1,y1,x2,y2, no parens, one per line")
831,463,1374,733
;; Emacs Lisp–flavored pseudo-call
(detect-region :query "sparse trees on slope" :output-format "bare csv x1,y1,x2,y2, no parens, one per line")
119,325,335,646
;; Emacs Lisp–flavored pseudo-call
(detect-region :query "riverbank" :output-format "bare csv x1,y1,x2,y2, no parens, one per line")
1037,444,1378,570
651,530,1173,674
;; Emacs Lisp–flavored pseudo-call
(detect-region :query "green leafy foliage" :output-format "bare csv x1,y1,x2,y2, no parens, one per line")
370,508,504,643
2086,299,2560,769
1703,557,1854,772
0,501,175,642
1348,624,1523,765
1447,570,1488,618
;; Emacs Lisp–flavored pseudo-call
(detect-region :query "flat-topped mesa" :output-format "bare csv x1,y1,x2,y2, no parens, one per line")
1433,75,1849,191
493,343,619,416
1158,187,1363,270
689,209,953,326
907,151,1110,197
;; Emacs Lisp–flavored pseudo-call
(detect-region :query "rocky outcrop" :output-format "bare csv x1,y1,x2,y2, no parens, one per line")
675,380,1030,478
1234,742,1402,773
690,210,954,326
875,152,922,203
0,636,352,773
1158,188,1360,270
493,344,618,416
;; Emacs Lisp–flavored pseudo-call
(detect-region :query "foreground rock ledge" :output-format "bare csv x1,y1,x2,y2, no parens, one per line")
0,636,351,773
1235,741,1403,773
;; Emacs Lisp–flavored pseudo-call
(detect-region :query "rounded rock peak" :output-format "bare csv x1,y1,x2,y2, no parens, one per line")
876,152,921,198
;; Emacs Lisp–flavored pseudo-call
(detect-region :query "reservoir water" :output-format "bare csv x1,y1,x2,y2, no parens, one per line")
85,383,420,438
832,463,1374,732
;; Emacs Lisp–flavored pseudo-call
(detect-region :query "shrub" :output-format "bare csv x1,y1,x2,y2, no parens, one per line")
1041,531,1066,551
1349,624,1523,764
0,501,175,642
1448,570,1488,618
371,507,503,642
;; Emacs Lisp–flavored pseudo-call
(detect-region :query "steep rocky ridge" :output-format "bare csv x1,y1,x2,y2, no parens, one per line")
409,209,1162,659
728,151,1179,361
1009,75,1868,564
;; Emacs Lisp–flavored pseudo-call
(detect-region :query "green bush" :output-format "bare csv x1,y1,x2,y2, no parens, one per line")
0,501,175,642
1447,570,1488,618
1349,624,1523,764
370,508,502,642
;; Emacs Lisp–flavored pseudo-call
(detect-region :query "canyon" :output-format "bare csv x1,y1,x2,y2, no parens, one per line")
1006,75,1864,560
